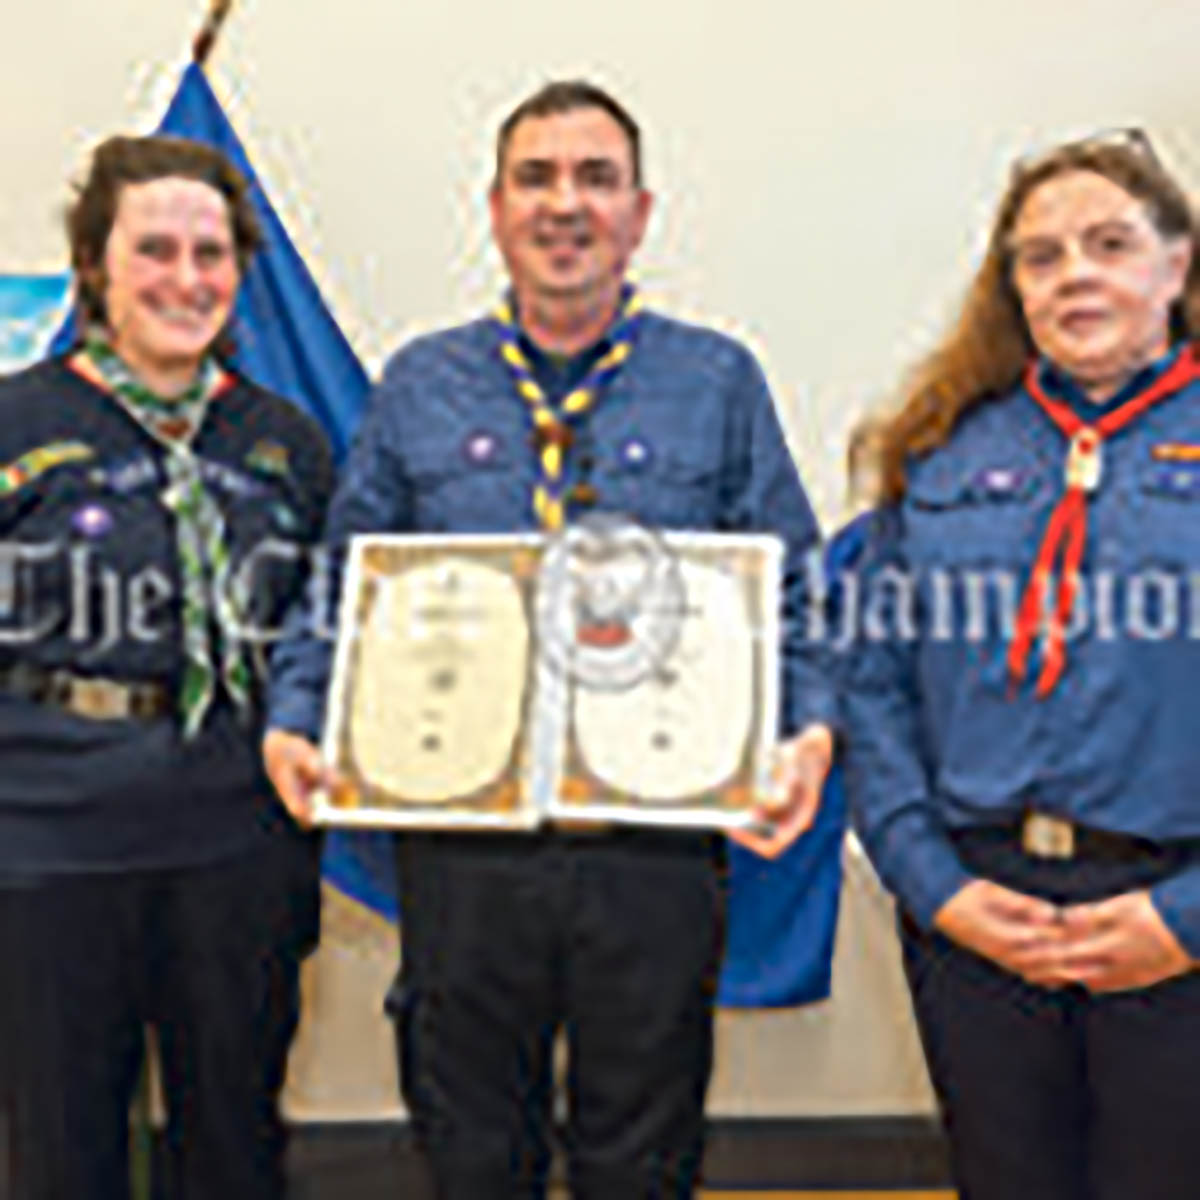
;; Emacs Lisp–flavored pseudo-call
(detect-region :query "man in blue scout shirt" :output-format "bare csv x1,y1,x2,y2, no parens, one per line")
265,80,835,1198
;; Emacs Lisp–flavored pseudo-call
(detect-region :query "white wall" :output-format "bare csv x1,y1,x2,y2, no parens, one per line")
4,0,1199,1118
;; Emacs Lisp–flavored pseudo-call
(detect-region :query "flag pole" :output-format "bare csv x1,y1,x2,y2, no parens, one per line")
192,0,234,67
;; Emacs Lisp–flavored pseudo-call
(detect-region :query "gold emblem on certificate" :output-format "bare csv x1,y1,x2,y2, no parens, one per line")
316,524,780,831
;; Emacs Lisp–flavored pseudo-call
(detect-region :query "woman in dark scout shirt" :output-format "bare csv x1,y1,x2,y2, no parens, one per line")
0,135,332,1199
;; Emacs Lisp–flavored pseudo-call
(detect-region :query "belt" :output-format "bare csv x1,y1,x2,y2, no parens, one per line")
0,662,172,721
1018,810,1175,864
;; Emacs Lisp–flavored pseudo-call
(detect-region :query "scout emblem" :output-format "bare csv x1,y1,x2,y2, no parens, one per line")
247,439,291,477
537,513,685,692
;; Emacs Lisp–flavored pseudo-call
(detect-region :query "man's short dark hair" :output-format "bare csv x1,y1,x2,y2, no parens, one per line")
494,80,643,187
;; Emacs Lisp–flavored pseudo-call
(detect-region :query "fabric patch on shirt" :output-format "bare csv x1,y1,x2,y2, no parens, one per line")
100,455,161,495
1151,442,1200,463
246,439,291,478
970,465,1028,498
198,459,264,498
0,440,93,496
1143,462,1200,498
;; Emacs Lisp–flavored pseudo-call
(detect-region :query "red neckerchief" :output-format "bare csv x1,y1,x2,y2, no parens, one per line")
1008,346,1200,696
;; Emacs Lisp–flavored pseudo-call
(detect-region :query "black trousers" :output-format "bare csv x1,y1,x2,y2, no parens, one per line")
0,837,317,1200
388,830,726,1200
0,882,60,1200
900,826,1200,1200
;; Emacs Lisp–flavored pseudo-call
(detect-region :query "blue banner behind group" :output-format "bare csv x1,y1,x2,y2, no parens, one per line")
12,62,845,1007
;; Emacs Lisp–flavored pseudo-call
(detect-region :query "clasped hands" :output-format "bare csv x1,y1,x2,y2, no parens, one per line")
934,878,1195,994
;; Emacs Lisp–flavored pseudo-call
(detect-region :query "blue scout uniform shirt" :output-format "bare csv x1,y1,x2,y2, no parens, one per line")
268,306,837,748
0,356,334,876
841,346,1200,956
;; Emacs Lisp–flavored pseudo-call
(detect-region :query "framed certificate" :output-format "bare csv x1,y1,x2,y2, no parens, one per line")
315,534,544,829
314,524,781,832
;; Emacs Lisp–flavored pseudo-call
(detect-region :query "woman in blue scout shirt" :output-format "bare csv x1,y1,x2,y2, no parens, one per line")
843,131,1200,1200
0,135,333,1198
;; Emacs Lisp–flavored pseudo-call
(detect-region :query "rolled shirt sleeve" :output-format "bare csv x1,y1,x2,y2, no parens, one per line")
1151,865,1200,961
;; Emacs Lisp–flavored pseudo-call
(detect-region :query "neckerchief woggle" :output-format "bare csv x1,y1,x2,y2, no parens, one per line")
493,286,642,531
82,337,252,737
1008,345,1200,696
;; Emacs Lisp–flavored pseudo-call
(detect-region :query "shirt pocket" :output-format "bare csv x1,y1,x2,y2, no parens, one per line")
904,465,1043,570
402,432,529,532
1133,462,1200,568
591,433,722,529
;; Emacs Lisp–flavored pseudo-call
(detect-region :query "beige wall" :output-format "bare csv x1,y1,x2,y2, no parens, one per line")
3,0,1198,1118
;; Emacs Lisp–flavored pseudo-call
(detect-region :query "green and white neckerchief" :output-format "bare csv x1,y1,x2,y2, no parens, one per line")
84,337,252,737
493,287,642,531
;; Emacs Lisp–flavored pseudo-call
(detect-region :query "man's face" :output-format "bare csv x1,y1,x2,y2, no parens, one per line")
489,107,651,311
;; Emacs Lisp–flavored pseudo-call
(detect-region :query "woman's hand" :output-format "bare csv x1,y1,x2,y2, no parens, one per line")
1054,891,1194,993
934,879,1067,986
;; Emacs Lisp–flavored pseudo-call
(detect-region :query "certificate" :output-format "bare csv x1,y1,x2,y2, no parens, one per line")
315,535,543,829
315,525,781,832
540,529,781,830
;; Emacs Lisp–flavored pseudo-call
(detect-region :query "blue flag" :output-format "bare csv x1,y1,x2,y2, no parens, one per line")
43,62,845,1008
720,521,866,1006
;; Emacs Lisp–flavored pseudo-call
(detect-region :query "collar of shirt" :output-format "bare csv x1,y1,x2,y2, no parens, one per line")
508,296,624,406
517,331,610,404
1035,342,1183,419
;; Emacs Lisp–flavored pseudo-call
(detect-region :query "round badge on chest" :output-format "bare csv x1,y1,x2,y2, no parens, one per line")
71,503,114,538
464,431,499,465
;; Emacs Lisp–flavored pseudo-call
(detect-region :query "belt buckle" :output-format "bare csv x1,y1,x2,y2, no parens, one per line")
68,677,130,720
1021,811,1076,859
